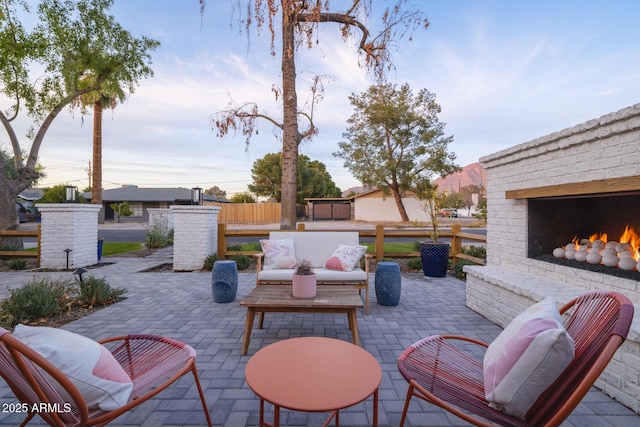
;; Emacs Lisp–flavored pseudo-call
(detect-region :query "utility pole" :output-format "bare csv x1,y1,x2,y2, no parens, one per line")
87,160,92,190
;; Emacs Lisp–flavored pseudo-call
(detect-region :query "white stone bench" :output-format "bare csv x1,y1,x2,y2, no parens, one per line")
464,265,640,413
255,232,372,314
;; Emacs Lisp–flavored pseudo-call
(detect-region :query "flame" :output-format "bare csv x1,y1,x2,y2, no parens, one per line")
589,232,608,243
620,225,640,261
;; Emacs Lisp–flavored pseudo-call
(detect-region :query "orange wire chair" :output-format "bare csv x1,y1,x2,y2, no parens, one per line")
0,331,213,427
397,291,634,427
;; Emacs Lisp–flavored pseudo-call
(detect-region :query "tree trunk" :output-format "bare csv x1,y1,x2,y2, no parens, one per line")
0,176,19,232
279,3,300,230
92,101,104,222
390,185,410,222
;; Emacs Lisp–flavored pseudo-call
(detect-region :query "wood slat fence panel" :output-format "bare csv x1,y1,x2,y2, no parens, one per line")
213,203,281,224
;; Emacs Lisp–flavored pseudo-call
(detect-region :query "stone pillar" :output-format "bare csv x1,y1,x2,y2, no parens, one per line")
37,204,101,269
171,206,221,271
147,208,173,234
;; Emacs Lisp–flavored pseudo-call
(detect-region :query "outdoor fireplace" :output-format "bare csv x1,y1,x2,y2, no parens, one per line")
464,103,640,413
527,191,640,278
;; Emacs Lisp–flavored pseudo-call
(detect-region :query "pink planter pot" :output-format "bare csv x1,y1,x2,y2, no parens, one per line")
292,273,317,298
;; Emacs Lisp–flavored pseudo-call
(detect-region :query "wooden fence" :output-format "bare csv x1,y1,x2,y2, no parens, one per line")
218,223,486,265
213,203,281,224
0,226,40,265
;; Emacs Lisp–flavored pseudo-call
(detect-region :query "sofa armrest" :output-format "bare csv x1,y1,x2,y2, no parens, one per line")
364,253,373,275
254,253,264,286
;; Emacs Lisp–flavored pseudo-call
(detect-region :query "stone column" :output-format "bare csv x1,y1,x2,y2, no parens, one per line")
147,208,173,234
37,204,101,269
171,205,221,271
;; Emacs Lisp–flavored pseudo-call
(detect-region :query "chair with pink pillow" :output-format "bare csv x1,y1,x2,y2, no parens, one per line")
396,291,634,427
0,328,213,427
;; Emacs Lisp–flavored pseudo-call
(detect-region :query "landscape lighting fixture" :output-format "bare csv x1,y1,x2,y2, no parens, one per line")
191,187,203,205
65,185,78,203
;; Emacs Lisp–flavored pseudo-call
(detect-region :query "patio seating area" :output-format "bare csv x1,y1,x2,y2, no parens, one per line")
1,249,638,426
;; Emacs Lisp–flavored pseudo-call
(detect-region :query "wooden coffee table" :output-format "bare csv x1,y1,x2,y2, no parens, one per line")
240,285,363,356
245,337,382,427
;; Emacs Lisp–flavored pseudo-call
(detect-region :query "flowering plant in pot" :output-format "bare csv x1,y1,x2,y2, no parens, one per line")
415,179,450,277
292,259,317,298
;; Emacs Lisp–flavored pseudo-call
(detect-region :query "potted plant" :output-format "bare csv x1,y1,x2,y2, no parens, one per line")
415,180,450,277
292,259,317,298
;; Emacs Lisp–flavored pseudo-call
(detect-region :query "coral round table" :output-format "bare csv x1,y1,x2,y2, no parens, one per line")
245,337,382,427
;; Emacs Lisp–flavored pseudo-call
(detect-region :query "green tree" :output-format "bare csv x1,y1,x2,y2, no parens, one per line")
40,184,86,204
334,83,459,221
204,0,428,229
231,192,256,203
0,0,158,231
248,153,341,204
205,185,227,199
110,201,133,222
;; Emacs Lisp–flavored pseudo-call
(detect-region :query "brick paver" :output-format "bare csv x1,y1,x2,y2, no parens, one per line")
0,251,638,426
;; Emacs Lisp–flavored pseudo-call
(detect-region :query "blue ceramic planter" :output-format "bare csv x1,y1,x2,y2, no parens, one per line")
375,261,401,306
212,260,238,303
420,243,450,277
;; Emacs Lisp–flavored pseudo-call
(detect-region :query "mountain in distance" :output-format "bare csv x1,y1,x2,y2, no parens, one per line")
432,162,487,193
341,162,487,197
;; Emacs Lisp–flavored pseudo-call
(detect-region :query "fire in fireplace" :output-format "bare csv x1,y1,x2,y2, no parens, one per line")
527,191,640,278
551,225,639,271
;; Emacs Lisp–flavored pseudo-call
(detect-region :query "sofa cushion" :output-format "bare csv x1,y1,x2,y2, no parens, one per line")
269,232,360,268
325,244,367,271
13,324,133,410
258,267,367,283
483,298,575,418
260,239,297,270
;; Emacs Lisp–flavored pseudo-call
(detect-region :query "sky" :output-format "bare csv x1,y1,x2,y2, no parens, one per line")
7,0,640,197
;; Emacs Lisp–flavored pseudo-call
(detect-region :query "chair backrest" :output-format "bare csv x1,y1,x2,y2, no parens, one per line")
0,328,88,426
525,291,634,426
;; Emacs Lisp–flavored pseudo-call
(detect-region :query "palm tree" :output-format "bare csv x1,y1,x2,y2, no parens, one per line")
77,76,126,214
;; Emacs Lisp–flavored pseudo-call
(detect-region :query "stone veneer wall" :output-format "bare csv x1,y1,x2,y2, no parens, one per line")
171,206,220,271
465,103,640,412
37,204,101,269
148,208,173,234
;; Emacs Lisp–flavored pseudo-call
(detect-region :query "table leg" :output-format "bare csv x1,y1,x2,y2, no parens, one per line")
373,387,379,427
242,307,256,356
348,309,359,346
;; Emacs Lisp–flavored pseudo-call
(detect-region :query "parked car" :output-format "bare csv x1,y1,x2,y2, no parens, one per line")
16,202,28,223
440,208,458,218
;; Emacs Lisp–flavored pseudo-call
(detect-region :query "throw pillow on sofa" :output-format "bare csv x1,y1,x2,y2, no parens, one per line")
483,298,575,418
13,324,133,410
260,238,297,269
324,244,367,272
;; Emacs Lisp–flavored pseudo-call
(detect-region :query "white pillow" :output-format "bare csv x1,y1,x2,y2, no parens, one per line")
13,324,133,410
324,244,367,272
260,239,297,270
483,298,575,418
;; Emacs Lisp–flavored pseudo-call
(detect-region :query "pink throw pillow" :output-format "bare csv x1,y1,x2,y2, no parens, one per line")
324,244,367,271
13,324,133,410
260,239,297,270
483,298,575,418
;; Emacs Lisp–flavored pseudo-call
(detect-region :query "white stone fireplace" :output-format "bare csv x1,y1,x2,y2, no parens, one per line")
465,103,640,412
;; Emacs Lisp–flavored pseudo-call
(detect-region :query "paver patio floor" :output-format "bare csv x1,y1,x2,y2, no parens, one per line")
1,252,638,426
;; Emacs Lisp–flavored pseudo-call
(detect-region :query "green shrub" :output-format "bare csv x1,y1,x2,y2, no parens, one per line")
230,254,251,271
5,259,27,270
202,254,219,271
0,241,22,252
462,245,487,259
76,276,127,307
453,259,474,280
406,257,422,271
146,226,174,248
0,277,72,328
